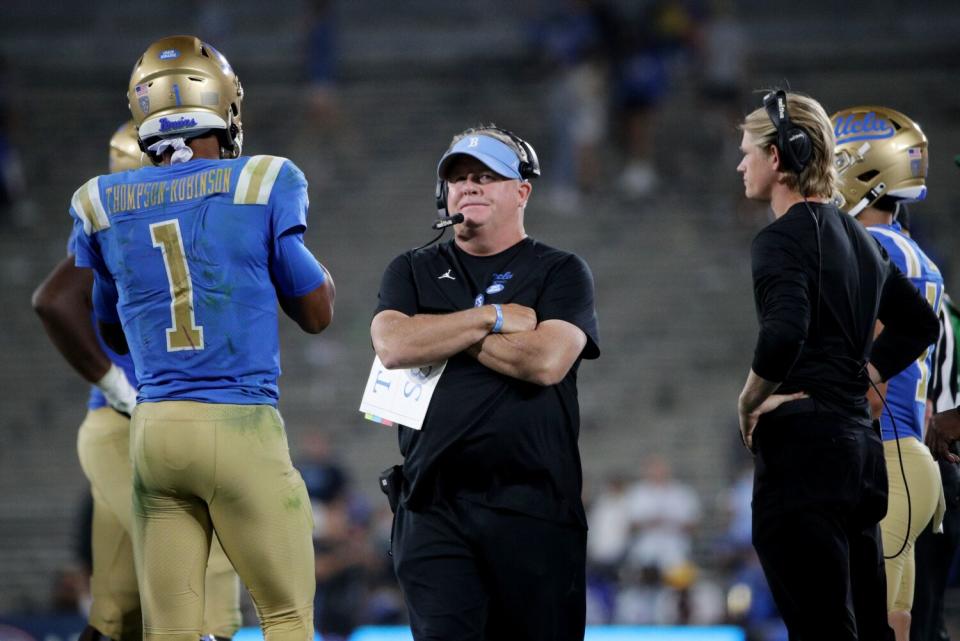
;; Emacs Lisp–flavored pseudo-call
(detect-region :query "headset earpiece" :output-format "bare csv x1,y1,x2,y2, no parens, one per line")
435,178,449,217
763,90,812,174
492,127,541,180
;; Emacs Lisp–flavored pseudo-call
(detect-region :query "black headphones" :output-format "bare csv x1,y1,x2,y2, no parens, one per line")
763,90,813,175
434,127,541,217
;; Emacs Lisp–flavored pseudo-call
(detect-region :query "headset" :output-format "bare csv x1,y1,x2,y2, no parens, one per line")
763,89,813,175
434,126,541,218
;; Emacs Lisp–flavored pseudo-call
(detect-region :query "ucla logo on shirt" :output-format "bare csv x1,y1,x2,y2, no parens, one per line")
486,283,505,295
834,112,895,145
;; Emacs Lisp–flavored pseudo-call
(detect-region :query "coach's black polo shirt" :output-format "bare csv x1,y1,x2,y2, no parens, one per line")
375,237,599,527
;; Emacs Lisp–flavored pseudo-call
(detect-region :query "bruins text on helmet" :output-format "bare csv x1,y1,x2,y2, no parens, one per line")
128,35,244,162
831,105,928,216
109,120,149,173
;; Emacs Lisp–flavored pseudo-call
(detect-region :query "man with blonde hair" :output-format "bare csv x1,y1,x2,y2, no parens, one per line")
736,90,939,640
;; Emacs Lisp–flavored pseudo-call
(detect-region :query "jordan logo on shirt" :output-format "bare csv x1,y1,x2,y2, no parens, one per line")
438,269,455,280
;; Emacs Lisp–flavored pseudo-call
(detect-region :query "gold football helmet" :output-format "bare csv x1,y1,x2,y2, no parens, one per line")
831,105,928,216
128,35,243,160
109,120,148,173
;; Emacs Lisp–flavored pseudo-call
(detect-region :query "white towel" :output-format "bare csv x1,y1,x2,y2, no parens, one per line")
147,137,194,164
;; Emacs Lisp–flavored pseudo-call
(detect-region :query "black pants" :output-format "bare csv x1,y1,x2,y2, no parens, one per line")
392,496,586,641
752,413,894,641
911,456,960,641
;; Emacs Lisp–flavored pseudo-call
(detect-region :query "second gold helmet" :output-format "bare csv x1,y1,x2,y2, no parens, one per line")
109,120,148,173
128,35,243,159
831,106,928,216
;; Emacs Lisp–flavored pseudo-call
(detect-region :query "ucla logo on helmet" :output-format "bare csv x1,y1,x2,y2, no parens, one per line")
159,116,198,132
834,112,895,145
159,49,180,60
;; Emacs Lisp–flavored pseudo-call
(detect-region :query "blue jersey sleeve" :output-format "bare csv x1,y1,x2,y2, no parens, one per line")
270,232,327,297
269,160,310,238
70,210,108,276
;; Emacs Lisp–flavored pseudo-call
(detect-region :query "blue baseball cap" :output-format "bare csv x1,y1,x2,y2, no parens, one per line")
437,135,522,181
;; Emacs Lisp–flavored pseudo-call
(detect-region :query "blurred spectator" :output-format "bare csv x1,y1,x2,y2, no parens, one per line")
614,0,696,199
313,494,378,640
297,433,402,636
695,0,748,209
611,0,699,199
0,54,28,226
614,565,672,624
625,455,701,572
192,1,234,52
49,565,90,616
531,0,617,215
726,552,788,641
584,472,633,623
717,462,754,565
304,0,339,124
363,505,407,626
298,433,347,508
295,0,363,187
586,472,633,575
718,460,786,640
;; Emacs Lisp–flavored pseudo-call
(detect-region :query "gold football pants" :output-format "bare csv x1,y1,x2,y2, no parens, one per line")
78,407,241,640
130,401,315,641
880,436,943,613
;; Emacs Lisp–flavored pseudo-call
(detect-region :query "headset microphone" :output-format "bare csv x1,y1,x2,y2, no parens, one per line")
432,213,464,230
415,213,464,252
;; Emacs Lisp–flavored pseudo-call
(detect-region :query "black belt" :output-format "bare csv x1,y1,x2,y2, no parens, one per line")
762,396,873,429
764,397,819,418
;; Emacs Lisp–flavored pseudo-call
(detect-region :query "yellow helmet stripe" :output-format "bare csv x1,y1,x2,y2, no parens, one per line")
71,177,111,234
871,227,921,278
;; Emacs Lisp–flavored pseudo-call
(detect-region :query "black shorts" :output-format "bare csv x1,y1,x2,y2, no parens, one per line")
392,496,586,641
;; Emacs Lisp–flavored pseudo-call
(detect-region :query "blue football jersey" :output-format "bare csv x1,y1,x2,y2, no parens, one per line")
869,222,943,441
70,155,310,406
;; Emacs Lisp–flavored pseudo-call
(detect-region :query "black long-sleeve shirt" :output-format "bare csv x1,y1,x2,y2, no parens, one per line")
751,201,940,420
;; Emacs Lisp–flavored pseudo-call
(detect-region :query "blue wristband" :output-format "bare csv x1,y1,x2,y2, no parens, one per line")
491,304,504,334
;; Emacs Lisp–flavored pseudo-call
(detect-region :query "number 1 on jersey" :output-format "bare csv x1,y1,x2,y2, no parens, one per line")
150,219,205,351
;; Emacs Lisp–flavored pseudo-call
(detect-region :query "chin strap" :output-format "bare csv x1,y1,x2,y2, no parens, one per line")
147,137,194,164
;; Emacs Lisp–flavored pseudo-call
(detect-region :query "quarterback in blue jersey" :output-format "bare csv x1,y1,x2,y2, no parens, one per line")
35,121,242,641
70,36,334,641
833,105,944,641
